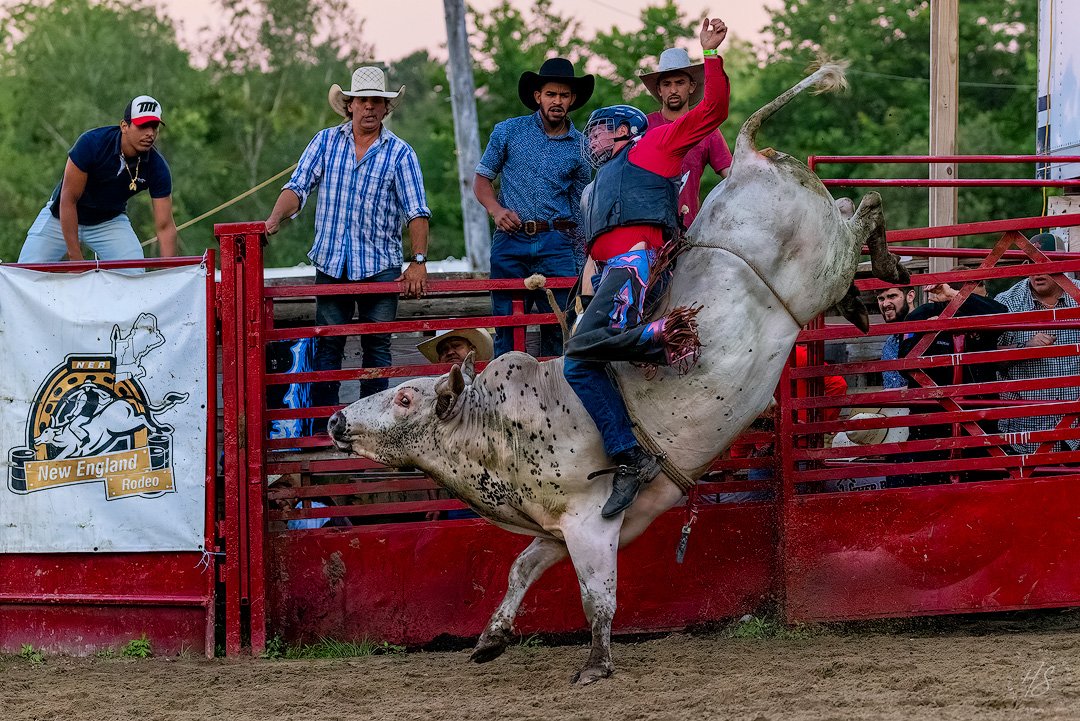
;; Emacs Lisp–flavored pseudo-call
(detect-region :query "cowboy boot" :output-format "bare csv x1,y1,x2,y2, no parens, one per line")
601,446,662,519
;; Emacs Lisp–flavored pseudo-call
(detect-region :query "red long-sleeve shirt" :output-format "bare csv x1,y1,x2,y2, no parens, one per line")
590,56,731,262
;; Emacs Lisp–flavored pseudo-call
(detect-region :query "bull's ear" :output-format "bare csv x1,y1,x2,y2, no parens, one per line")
460,351,476,385
434,364,466,420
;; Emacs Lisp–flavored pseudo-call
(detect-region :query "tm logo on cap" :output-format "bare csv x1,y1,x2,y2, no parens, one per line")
126,95,164,126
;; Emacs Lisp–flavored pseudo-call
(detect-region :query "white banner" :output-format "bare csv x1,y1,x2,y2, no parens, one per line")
0,266,208,553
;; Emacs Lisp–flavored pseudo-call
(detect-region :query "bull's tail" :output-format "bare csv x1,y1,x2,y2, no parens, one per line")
735,57,850,156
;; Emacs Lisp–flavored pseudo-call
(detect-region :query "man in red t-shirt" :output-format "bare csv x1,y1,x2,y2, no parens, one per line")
563,18,730,518
640,47,733,227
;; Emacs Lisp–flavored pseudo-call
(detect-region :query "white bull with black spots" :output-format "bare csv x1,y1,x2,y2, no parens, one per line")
328,61,908,684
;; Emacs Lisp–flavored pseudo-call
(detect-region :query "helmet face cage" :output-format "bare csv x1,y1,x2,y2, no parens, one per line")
582,116,618,169
581,105,648,169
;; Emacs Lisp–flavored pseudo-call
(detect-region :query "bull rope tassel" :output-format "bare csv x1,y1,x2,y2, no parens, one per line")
524,274,571,340
661,304,704,374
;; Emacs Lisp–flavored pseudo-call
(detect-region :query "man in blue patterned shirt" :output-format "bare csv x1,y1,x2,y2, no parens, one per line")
265,66,431,430
474,58,594,358
875,285,915,389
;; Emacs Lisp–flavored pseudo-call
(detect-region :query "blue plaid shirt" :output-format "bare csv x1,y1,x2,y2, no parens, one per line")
284,123,430,280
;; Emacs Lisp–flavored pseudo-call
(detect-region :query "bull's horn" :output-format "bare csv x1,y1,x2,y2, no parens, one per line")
460,351,476,385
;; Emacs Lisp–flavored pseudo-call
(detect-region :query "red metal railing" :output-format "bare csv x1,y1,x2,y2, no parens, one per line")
778,213,1080,622
806,154,1080,187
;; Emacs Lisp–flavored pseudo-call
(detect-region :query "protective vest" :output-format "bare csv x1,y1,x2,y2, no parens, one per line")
585,143,680,243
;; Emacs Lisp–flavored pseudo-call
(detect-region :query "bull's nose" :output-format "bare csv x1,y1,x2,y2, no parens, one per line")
327,412,346,438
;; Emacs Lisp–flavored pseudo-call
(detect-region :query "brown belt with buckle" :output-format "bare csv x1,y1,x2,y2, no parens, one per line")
520,219,577,236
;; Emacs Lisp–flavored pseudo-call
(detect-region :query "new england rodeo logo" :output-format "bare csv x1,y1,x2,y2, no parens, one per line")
7,313,189,500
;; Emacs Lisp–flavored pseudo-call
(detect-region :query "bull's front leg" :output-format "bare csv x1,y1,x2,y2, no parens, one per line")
562,514,620,685
471,537,567,663
851,191,910,285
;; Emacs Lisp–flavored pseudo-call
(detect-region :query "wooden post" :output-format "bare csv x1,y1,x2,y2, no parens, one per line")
929,0,959,275
443,0,491,272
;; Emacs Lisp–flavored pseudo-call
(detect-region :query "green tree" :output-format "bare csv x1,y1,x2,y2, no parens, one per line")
744,0,1039,237
386,51,463,260
587,0,696,110
192,0,374,265
0,0,199,259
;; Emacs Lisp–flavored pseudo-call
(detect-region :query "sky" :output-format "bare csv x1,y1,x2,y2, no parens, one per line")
154,0,774,61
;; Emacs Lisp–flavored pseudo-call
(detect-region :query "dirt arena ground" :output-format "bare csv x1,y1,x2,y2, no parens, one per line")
5,613,1079,721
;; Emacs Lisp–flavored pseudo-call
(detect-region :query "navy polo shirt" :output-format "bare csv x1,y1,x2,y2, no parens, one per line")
49,126,172,226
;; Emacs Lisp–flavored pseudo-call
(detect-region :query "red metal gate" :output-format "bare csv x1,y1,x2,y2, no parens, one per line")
779,212,1080,621
0,254,218,657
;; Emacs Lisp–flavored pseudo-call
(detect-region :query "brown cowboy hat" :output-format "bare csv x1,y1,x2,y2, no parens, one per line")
518,57,594,112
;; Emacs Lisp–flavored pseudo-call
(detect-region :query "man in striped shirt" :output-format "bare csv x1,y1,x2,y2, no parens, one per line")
265,67,431,430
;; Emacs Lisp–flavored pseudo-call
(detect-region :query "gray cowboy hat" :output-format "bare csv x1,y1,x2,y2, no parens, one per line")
518,57,594,112
329,66,405,118
639,48,705,107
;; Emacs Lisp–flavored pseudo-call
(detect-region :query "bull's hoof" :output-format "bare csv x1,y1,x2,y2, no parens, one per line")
470,624,512,664
570,662,614,686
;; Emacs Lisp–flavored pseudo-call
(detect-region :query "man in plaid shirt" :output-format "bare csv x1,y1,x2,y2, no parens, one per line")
265,67,431,432
995,245,1080,454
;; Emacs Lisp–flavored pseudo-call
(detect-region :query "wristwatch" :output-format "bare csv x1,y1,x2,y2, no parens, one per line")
410,253,427,264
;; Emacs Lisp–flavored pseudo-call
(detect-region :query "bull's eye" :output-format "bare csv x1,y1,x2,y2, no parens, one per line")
398,395,410,408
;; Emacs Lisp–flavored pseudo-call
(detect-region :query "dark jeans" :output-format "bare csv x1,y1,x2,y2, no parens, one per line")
490,229,577,358
563,249,663,457
312,267,399,415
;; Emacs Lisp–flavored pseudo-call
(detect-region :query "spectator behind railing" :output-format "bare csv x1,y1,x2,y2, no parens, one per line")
417,328,493,366
417,329,492,521
264,66,432,434
473,57,594,359
875,284,916,390
19,95,178,268
994,233,1080,455
268,474,352,531
892,281,1008,484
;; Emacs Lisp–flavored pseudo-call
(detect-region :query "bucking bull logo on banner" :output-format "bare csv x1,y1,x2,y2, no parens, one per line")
7,313,189,500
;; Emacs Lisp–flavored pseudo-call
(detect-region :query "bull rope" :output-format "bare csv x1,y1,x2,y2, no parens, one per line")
685,238,804,329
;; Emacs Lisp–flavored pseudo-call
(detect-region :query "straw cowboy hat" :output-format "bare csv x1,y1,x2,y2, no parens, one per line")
518,57,594,112
417,328,494,364
329,66,405,118
639,47,705,106
832,409,911,448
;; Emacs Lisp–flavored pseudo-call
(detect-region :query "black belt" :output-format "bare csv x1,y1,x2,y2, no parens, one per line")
520,219,576,236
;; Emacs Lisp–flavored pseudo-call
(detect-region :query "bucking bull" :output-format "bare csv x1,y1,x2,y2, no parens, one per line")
328,62,908,684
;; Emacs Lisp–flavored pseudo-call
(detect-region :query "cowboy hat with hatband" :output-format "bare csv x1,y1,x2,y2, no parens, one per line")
639,47,705,107
518,57,594,112
329,66,405,118
417,328,494,364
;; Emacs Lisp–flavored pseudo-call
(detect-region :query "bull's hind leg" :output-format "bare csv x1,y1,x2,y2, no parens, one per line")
850,191,910,285
563,515,620,685
471,537,567,664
